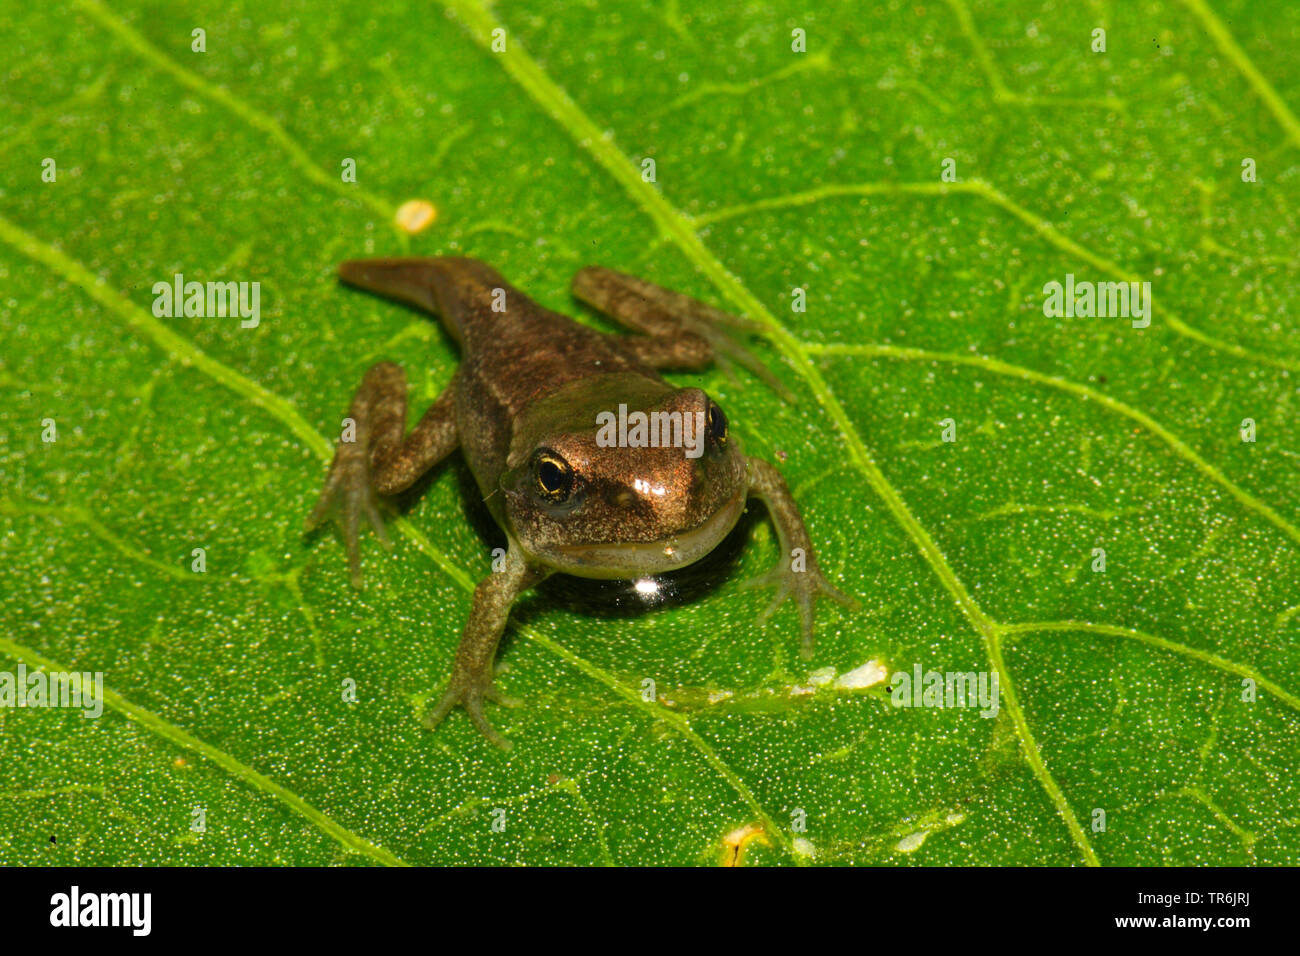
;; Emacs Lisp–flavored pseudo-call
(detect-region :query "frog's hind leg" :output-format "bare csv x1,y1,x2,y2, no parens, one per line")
306,364,458,587
571,266,795,401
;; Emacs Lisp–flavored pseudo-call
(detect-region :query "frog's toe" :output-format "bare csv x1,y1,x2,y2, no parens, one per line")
484,685,522,709
815,575,859,611
424,672,514,749
307,451,390,587
758,579,795,625
341,485,364,584
359,485,391,550
740,565,790,620
305,474,342,533
465,700,512,750
422,690,455,731
739,564,782,593
345,482,391,586
701,329,796,403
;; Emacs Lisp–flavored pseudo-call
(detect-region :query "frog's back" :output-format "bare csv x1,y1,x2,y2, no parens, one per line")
339,256,657,415
338,256,668,510
455,276,653,417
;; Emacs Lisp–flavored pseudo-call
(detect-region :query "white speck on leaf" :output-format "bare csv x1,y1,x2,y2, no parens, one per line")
835,659,888,690
808,666,837,686
896,831,928,853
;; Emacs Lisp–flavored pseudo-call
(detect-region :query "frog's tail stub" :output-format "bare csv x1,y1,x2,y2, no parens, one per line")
339,257,442,312
338,256,506,342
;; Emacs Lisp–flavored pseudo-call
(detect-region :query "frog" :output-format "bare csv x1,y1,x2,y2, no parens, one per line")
307,257,855,747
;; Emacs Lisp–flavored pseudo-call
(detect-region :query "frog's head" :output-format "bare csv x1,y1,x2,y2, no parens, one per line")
501,386,748,577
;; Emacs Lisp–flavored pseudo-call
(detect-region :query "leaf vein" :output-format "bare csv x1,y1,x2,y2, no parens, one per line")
72,0,396,222
1179,0,1300,151
1001,620,1300,713
698,179,1300,374
806,341,1300,548
0,636,408,866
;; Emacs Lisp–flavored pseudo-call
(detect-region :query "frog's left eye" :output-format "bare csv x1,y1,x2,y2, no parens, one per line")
533,450,575,502
707,401,729,445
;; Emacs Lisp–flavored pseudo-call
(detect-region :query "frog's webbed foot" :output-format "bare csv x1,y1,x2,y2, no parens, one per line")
744,456,858,656
743,561,858,657
572,266,796,402
305,363,458,588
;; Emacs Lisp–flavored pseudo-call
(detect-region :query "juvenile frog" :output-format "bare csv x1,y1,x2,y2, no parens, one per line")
308,258,853,746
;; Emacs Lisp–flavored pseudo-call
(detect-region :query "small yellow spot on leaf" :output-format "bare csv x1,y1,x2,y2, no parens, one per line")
395,199,437,234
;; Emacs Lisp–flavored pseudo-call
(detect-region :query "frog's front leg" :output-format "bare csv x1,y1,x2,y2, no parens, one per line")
424,542,550,748
745,457,857,656
572,266,795,401
306,362,457,587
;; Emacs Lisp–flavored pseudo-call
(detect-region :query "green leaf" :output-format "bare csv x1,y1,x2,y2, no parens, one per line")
2,0,1298,866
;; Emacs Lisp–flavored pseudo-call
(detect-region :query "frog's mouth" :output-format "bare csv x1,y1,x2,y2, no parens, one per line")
540,489,748,579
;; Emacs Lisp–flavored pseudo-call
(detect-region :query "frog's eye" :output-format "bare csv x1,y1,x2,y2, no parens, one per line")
533,450,575,502
707,401,729,445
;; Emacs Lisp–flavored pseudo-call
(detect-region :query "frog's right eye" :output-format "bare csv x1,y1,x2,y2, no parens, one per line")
706,400,728,445
533,450,575,503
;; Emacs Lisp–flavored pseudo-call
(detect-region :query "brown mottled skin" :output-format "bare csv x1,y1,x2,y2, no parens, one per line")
307,257,854,747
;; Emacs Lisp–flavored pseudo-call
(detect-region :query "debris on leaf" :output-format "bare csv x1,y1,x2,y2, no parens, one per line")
720,822,768,866
835,658,888,690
